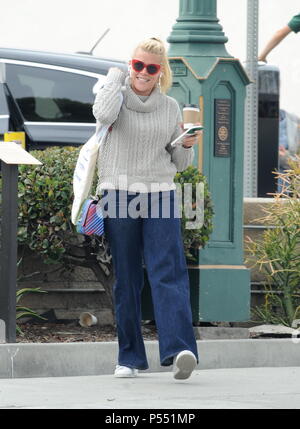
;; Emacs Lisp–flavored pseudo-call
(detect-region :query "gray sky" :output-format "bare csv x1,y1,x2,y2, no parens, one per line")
1,0,300,116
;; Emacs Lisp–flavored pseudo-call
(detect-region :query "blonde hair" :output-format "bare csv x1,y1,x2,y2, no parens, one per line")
132,37,172,94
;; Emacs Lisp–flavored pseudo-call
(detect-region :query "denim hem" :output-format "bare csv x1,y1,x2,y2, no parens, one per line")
160,355,175,367
161,351,199,367
118,362,149,371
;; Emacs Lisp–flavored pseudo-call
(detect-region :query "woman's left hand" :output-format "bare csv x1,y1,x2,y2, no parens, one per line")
182,122,203,149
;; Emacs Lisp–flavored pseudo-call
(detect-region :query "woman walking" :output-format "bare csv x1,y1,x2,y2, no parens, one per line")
93,37,200,380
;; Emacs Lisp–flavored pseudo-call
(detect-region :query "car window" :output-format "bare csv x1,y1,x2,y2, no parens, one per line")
6,64,101,123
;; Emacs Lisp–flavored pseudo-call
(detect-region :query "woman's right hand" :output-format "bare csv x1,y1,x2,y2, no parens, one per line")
106,67,126,84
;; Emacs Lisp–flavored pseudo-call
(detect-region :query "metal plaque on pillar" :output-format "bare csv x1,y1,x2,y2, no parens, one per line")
214,99,231,158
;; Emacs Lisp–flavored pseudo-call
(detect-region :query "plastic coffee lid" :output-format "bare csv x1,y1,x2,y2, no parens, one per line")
183,104,199,109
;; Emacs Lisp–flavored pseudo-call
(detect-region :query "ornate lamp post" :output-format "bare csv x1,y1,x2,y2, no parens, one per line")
167,0,251,322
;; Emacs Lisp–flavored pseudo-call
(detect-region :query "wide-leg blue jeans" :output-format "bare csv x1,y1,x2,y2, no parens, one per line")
100,189,198,370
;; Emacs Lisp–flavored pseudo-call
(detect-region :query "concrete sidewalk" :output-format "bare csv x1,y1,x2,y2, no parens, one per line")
1,367,300,409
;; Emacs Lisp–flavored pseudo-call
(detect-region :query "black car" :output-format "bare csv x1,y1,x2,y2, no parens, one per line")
0,47,127,150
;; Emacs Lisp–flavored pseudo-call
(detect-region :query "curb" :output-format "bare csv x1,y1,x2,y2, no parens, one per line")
1,339,300,379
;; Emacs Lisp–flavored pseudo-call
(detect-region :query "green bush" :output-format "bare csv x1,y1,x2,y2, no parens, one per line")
174,166,214,262
18,146,79,263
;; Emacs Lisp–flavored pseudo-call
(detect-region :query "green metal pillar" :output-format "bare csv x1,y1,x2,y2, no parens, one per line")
168,0,229,57
167,0,251,322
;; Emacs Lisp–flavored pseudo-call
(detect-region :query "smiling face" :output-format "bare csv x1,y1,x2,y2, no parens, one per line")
129,48,163,96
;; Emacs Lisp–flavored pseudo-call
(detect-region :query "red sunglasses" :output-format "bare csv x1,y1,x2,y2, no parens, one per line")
131,59,161,75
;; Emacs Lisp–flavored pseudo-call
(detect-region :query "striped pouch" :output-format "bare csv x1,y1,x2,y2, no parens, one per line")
76,199,104,236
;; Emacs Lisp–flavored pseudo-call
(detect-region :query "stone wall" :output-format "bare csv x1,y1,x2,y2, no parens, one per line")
17,247,113,325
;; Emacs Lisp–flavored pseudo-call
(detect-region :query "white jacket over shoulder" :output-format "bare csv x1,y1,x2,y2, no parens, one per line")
71,74,123,224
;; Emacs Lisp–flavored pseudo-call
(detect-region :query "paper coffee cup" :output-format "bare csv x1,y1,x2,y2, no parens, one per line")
79,312,98,327
183,104,200,130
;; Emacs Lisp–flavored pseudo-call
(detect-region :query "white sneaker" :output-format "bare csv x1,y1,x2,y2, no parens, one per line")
114,365,138,378
173,350,197,380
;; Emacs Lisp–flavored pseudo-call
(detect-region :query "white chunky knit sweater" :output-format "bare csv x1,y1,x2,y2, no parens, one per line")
92,68,194,193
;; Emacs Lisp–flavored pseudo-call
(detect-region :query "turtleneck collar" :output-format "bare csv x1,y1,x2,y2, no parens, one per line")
123,76,162,113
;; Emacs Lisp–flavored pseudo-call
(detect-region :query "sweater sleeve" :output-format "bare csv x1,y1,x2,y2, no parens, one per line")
92,67,126,125
288,13,300,33
166,102,195,172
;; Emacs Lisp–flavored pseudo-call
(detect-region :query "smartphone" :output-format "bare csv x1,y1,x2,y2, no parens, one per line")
170,125,203,146
186,126,204,135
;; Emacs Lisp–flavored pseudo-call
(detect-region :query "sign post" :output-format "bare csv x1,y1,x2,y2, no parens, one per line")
0,142,41,343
